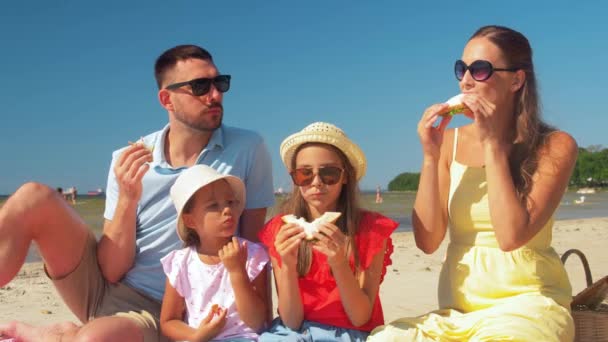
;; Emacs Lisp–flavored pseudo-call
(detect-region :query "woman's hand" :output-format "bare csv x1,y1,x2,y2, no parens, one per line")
274,223,306,269
219,237,247,274
311,222,349,268
462,94,511,150
418,103,451,160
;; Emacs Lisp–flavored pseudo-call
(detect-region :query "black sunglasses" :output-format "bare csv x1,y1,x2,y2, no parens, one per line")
290,166,344,186
165,75,231,96
454,60,518,81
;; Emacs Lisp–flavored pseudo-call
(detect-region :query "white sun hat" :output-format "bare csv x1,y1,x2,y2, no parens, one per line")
170,164,245,241
279,122,367,180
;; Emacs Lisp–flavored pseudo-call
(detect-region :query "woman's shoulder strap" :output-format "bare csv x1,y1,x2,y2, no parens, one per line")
452,127,459,162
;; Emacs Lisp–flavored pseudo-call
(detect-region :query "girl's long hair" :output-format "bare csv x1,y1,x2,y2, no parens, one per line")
471,25,555,202
280,143,362,276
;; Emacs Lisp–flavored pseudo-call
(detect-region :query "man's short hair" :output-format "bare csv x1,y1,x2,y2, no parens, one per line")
154,45,213,89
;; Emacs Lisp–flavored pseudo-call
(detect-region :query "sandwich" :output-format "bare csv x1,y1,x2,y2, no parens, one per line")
128,138,155,153
282,212,342,240
440,94,470,117
210,303,222,316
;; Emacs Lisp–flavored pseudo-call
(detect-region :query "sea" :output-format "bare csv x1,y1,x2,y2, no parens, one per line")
1,190,606,262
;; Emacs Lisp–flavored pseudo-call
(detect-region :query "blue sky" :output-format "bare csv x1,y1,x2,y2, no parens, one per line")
1,1,607,194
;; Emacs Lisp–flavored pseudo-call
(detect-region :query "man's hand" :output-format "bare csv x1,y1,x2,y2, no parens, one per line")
114,142,153,202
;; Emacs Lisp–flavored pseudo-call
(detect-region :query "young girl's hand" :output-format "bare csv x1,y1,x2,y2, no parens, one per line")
219,237,247,274
194,306,228,341
312,222,349,267
275,223,306,268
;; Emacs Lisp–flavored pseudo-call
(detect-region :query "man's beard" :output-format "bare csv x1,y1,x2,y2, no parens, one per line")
174,105,223,132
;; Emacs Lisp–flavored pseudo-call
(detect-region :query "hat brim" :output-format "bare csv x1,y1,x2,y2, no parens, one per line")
175,175,245,242
280,131,367,180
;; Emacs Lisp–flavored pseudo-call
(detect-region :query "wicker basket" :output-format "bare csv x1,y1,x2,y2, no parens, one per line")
562,249,608,342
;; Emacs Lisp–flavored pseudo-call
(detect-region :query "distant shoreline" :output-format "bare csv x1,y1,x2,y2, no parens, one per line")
0,188,603,198
5,190,608,262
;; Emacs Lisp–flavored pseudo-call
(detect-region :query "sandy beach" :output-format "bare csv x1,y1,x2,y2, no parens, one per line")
1,217,607,328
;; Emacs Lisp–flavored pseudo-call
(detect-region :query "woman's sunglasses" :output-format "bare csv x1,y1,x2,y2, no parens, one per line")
454,60,518,82
290,166,344,186
165,75,231,96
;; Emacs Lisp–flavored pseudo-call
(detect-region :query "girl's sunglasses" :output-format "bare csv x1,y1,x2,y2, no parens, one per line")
165,75,231,96
290,166,344,186
454,60,518,82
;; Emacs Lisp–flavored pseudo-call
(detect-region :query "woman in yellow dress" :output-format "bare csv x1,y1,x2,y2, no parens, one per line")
369,25,576,341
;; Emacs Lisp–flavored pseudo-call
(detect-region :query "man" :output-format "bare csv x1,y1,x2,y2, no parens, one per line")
0,45,274,341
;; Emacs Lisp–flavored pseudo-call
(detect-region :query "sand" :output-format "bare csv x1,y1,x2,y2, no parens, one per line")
1,217,607,328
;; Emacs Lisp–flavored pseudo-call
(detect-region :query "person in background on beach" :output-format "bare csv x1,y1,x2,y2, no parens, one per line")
0,44,274,342
375,186,383,204
56,187,66,201
160,165,269,341
70,186,77,205
258,122,398,341
369,25,577,341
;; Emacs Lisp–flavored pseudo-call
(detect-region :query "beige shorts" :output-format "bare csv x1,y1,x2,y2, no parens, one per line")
46,232,169,342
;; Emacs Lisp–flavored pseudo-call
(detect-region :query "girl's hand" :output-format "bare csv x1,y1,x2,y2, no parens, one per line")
219,237,247,274
418,103,451,160
311,222,349,268
461,94,510,150
195,306,228,341
274,223,306,269
114,142,153,202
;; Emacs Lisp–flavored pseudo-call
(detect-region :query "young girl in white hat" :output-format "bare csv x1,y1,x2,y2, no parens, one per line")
160,165,269,341
258,122,398,341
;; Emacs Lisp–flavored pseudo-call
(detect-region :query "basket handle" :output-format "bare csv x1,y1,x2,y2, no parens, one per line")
561,248,593,287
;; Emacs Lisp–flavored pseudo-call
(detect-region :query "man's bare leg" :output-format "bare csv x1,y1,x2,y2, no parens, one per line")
0,316,143,342
0,321,79,342
0,182,89,287
0,184,153,341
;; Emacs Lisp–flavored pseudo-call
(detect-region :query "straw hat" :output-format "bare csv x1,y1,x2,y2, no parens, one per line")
170,164,245,241
280,122,367,180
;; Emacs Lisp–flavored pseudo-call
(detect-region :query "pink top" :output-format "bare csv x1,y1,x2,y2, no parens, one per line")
161,238,269,341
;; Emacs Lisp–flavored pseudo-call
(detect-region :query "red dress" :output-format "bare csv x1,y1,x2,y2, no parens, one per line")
258,211,398,332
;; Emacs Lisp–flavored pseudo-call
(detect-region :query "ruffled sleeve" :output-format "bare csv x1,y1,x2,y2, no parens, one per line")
257,215,284,267
244,239,270,280
160,247,190,297
355,211,398,283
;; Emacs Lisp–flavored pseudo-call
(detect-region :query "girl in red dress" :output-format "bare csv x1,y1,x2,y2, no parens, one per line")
258,122,398,341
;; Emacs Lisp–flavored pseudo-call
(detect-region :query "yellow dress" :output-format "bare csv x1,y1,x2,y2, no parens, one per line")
369,128,574,341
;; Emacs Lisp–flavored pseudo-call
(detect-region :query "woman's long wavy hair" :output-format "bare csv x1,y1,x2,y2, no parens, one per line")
471,25,555,202
280,143,362,277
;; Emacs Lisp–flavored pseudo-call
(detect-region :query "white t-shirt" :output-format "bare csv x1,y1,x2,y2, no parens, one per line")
161,238,269,341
